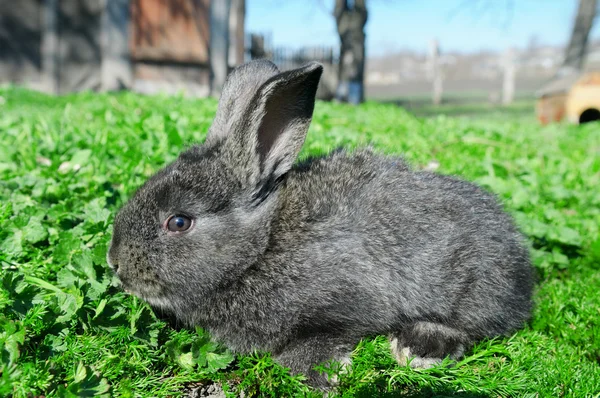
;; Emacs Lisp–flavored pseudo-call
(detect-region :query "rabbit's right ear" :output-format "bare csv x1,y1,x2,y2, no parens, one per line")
207,60,323,192
205,59,280,145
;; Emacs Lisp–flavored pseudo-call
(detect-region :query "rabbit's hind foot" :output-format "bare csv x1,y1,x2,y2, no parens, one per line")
389,321,467,369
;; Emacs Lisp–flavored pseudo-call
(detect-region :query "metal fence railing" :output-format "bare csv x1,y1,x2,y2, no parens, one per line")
246,33,338,70
245,33,339,100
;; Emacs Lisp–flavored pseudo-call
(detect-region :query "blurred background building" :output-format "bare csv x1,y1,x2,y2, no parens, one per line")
0,0,244,96
1,0,599,122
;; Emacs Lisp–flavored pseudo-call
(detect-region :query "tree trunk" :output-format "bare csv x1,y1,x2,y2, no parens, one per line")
210,0,232,97
334,0,368,104
558,0,597,76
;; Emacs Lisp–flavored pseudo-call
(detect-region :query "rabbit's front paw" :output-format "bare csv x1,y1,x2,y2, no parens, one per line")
327,354,352,386
273,335,356,390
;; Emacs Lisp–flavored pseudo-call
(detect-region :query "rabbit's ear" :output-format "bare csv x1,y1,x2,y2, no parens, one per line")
205,59,280,145
214,61,323,189
252,62,323,182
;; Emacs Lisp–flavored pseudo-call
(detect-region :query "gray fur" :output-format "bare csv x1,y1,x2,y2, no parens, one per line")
108,60,534,388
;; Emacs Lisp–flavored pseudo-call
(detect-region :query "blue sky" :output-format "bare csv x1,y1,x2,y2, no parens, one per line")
247,0,600,56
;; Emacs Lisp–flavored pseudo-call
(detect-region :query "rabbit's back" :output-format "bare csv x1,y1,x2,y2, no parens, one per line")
271,149,533,339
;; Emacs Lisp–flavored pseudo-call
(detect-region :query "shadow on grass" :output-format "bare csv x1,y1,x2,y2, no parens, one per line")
352,385,491,398
376,96,536,122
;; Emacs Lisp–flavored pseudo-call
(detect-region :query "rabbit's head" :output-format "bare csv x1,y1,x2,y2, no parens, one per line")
108,60,322,315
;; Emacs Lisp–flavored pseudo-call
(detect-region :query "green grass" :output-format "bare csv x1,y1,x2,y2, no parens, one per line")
371,91,537,121
1,87,599,397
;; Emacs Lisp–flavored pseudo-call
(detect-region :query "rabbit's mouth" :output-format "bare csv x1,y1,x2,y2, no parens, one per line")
118,278,164,302
125,288,170,310
144,295,173,309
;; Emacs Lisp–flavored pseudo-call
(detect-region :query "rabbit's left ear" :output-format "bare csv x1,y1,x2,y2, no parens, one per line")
217,61,323,189
251,62,323,183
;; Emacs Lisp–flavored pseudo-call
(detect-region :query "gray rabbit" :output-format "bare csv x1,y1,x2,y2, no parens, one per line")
108,60,534,388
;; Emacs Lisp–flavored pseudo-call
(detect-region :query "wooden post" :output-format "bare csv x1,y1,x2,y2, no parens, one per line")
210,0,232,97
101,0,132,91
41,0,59,94
429,39,443,106
249,33,266,60
228,0,245,67
502,47,516,105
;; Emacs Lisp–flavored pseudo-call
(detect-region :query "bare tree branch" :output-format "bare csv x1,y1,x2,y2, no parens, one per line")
334,0,348,21
559,0,597,75
446,0,515,28
315,0,333,16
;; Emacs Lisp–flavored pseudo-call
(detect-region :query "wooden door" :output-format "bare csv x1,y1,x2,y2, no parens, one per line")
130,0,210,65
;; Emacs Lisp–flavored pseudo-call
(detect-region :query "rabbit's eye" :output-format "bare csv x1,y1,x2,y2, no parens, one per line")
165,215,193,233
